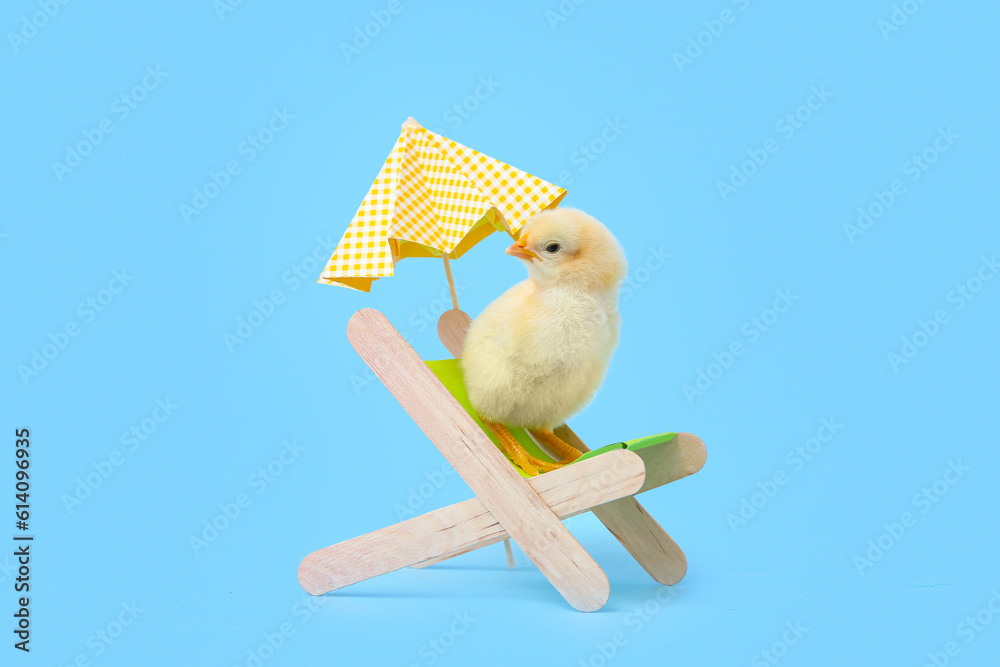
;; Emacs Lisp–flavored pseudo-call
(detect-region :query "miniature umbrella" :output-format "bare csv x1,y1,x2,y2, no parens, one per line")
317,117,567,307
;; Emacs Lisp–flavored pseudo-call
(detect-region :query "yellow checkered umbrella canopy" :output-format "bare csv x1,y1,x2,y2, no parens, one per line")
318,117,567,292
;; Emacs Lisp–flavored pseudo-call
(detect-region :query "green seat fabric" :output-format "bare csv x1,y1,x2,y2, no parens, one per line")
425,358,675,476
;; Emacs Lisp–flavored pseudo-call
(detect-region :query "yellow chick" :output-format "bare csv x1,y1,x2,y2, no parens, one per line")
461,208,628,475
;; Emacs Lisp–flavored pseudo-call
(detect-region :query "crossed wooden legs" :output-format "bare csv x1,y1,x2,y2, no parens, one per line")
298,309,705,610
438,307,697,586
343,308,612,611
298,448,646,600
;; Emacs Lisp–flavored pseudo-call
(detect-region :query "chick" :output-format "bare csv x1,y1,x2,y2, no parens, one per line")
462,208,628,475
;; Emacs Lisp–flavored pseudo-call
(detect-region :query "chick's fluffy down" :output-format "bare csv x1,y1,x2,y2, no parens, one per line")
462,284,618,428
461,208,626,429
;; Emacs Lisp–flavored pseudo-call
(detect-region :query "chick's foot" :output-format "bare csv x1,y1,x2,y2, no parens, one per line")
483,421,562,476
529,429,585,463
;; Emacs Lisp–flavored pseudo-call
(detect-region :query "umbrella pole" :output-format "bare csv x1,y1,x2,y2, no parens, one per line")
442,255,459,311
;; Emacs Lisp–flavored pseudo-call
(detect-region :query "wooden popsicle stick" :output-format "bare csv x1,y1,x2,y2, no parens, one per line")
556,425,704,585
412,536,509,568
592,496,687,585
347,309,611,612
412,432,707,570
437,309,472,359
298,449,644,595
435,308,515,567
442,256,460,311
433,305,707,583
632,432,707,494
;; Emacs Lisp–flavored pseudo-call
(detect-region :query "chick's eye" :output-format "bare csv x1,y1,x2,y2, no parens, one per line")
545,243,561,254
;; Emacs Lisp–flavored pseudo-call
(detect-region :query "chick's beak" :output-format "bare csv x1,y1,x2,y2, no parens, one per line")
505,237,538,261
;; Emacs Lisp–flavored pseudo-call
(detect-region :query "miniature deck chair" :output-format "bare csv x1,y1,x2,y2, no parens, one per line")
298,308,707,611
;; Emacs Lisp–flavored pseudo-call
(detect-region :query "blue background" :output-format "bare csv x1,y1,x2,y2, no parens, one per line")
3,0,999,665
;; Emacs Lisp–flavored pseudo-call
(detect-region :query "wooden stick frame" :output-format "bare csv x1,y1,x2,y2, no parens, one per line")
297,308,706,611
